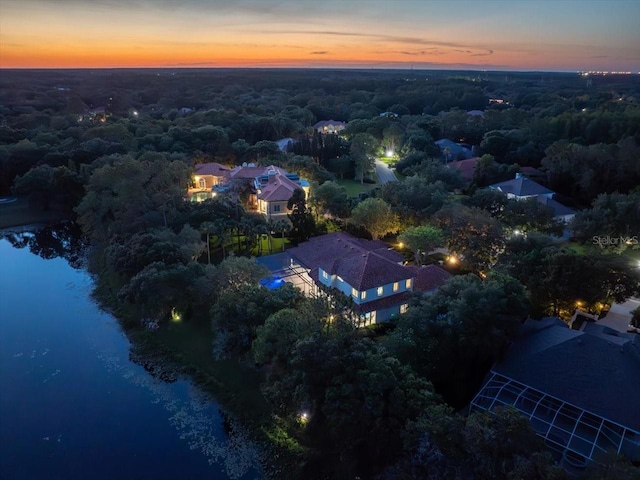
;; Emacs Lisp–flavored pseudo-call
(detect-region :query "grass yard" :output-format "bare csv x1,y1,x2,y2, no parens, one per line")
336,179,377,197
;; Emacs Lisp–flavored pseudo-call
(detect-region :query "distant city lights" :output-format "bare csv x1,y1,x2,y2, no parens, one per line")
579,71,638,76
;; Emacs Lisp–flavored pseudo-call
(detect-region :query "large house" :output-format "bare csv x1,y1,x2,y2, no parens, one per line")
313,120,347,134
489,173,554,200
225,164,309,220
470,317,640,471
188,162,231,202
435,138,474,161
253,167,310,221
489,174,575,223
288,232,451,325
447,157,480,185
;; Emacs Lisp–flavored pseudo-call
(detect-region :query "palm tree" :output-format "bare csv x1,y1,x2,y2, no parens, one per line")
213,218,231,260
273,219,291,252
200,221,216,264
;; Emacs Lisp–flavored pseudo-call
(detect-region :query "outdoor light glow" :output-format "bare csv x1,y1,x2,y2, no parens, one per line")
386,150,394,158
298,411,310,425
513,229,521,236
171,307,181,322
448,255,458,265
398,242,404,249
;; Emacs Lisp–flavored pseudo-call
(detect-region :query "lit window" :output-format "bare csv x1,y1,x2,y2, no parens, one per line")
393,282,399,292
361,291,367,300
406,279,412,289
377,286,383,296
400,304,408,314
351,288,357,297
322,270,328,279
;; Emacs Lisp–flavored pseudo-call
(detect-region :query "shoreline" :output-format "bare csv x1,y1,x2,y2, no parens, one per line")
0,196,72,230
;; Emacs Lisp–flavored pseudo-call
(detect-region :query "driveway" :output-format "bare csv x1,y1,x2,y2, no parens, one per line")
375,160,398,184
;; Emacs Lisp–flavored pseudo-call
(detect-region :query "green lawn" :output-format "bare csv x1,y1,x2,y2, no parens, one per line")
336,179,377,197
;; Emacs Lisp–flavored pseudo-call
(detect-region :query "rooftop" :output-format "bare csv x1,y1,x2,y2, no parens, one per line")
406,264,453,292
490,175,554,197
536,195,576,217
194,162,230,176
289,232,410,291
447,157,480,183
492,318,640,431
258,173,301,202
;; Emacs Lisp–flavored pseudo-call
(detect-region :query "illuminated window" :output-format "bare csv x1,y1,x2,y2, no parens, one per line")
393,282,399,292
352,288,357,297
406,279,412,289
322,270,328,280
377,286,383,296
361,291,367,300
198,178,206,189
400,304,408,314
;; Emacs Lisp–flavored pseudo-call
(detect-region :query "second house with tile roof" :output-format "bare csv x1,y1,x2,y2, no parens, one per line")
288,232,452,326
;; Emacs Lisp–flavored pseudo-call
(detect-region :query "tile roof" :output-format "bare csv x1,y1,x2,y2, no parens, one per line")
354,291,412,314
448,157,480,183
406,264,453,292
490,176,554,197
229,164,275,180
194,162,230,176
289,232,409,291
493,319,640,431
258,174,300,202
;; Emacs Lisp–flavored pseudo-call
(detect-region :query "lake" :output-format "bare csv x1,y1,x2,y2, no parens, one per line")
0,232,261,480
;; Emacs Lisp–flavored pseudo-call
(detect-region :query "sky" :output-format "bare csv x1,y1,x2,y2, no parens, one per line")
1,0,639,71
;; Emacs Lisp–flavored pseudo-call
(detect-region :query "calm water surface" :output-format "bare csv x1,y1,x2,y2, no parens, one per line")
0,236,261,480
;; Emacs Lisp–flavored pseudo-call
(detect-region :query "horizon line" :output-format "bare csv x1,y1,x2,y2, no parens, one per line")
2,66,634,75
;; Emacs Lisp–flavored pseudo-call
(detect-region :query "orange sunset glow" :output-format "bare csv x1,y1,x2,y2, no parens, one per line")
1,0,639,71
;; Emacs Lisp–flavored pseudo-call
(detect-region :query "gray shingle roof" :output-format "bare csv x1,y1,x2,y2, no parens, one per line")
536,195,576,217
490,177,554,197
492,319,640,431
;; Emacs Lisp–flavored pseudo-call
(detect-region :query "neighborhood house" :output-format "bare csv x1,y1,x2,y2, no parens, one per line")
188,162,231,202
470,317,640,471
490,173,576,223
288,232,452,326
313,119,347,134
189,162,309,220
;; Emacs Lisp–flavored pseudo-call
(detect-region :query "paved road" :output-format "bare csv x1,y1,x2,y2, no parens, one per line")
375,159,398,184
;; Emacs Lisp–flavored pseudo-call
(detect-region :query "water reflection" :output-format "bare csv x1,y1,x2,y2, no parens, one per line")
0,234,262,480
1,221,87,269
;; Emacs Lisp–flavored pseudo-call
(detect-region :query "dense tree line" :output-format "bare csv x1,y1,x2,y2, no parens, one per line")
4,69,640,479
